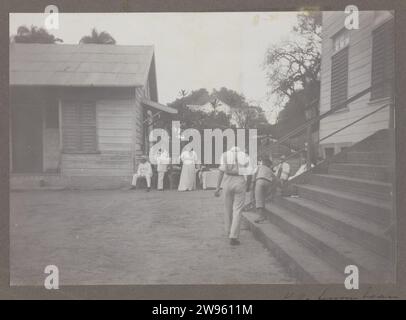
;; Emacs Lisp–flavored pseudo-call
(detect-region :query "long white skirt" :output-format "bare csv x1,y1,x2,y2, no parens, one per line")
178,164,196,191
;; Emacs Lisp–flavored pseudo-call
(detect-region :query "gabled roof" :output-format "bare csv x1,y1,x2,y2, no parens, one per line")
9,43,155,87
142,98,178,114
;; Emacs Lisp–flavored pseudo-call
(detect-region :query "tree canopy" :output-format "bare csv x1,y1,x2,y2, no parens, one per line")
79,28,116,44
264,12,321,102
165,87,270,134
166,88,231,131
263,12,321,137
12,25,63,44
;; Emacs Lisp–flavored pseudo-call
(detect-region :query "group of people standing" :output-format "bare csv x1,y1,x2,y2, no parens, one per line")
131,145,311,247
130,149,200,192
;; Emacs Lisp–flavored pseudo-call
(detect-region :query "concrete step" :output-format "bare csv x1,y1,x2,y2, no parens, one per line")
309,174,392,201
273,196,391,258
328,163,392,182
336,151,393,166
296,184,391,226
264,202,393,283
242,211,343,284
354,138,393,152
351,130,392,152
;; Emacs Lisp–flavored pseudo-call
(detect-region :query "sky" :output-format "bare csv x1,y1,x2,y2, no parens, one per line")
10,12,300,123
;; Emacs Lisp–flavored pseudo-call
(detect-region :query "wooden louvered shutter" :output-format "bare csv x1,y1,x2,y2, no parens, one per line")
371,19,394,100
62,101,97,153
331,46,349,109
78,102,97,152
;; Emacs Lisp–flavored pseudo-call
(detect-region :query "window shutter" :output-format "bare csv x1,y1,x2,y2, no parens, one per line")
371,19,394,100
62,101,97,153
331,47,349,109
62,102,80,153
78,102,97,153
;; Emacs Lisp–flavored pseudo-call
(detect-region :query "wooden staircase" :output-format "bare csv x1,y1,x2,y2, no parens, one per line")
244,129,395,284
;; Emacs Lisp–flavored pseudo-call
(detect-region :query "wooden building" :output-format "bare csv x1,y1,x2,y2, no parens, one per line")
318,11,394,157
9,43,177,189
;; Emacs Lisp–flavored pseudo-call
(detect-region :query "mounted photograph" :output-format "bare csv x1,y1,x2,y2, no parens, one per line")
9,10,396,286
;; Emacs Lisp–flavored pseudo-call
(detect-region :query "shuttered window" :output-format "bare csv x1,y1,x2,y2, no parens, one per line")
62,101,98,153
331,46,349,109
371,19,394,100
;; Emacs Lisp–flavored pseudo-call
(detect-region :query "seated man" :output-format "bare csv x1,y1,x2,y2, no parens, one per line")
131,155,153,192
275,155,290,196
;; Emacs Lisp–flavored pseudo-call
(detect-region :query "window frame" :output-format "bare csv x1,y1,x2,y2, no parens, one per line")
330,45,349,111
61,100,99,154
331,28,350,55
370,18,394,102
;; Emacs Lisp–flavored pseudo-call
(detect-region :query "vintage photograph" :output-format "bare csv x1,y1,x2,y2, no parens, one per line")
9,10,395,286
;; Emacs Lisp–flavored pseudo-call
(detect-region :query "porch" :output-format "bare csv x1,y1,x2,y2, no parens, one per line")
9,86,138,189
10,88,61,175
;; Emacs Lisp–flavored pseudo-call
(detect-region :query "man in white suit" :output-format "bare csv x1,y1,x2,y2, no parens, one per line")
156,149,170,191
214,146,253,246
131,155,153,192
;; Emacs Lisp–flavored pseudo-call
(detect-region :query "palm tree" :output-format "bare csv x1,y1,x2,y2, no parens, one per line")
210,98,221,112
178,89,189,98
12,25,63,44
79,28,116,44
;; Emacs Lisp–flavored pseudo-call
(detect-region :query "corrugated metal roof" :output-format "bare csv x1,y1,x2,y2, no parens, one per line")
10,43,155,87
142,98,178,114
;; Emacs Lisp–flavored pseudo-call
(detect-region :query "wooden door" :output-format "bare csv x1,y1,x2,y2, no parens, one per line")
12,104,43,173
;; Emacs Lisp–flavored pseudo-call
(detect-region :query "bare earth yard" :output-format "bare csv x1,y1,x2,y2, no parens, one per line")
10,189,294,285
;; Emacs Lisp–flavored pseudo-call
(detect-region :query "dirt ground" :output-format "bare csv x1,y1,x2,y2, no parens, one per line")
10,189,295,285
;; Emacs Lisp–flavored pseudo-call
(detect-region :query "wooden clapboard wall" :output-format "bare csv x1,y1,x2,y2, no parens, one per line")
134,87,145,158
319,11,393,154
60,88,139,176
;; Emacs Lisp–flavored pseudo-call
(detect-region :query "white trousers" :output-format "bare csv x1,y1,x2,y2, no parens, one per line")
132,174,151,188
223,175,246,239
157,171,166,190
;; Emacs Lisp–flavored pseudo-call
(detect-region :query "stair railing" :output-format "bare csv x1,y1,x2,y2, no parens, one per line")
269,79,394,172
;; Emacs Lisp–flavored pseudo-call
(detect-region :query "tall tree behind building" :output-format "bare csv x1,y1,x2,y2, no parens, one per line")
263,12,321,137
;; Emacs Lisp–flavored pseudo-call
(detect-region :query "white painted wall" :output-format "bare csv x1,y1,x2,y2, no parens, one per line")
319,11,393,156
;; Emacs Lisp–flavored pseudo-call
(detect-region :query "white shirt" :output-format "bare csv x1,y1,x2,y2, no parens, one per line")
156,151,170,172
137,162,152,176
180,150,198,165
275,162,290,180
219,147,255,176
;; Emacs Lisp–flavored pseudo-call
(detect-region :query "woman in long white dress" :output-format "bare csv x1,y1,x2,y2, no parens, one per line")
178,149,198,191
